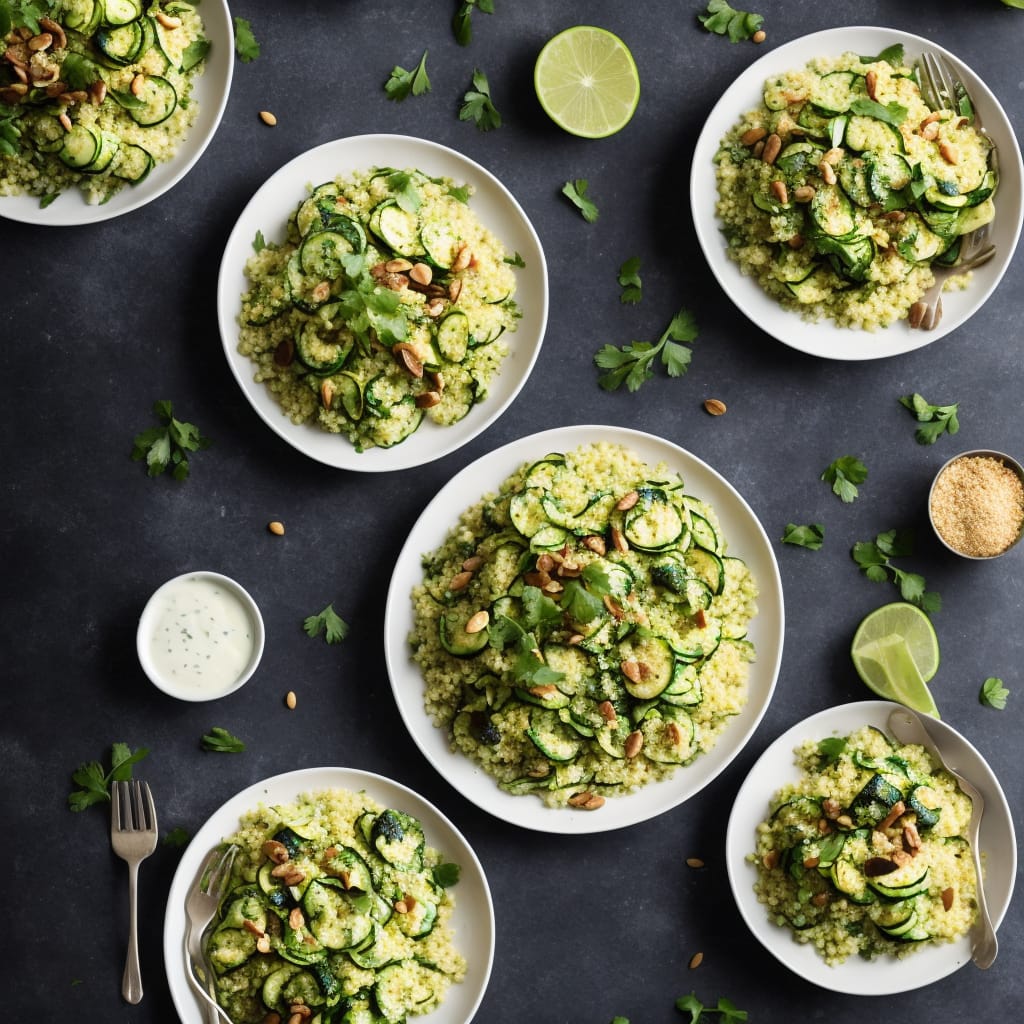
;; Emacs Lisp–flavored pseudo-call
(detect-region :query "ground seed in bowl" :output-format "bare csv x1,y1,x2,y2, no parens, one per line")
930,455,1024,557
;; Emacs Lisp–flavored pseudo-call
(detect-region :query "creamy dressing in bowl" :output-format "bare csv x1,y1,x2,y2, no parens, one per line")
137,572,264,700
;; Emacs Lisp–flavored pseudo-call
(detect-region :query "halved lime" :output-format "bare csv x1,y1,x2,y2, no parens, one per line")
534,26,640,139
851,603,940,717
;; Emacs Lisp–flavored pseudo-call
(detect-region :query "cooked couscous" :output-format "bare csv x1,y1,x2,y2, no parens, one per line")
0,0,209,205
408,442,759,809
714,46,996,329
751,725,977,964
205,789,466,1024
236,168,521,452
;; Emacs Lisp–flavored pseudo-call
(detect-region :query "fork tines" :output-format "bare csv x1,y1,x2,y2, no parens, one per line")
112,780,157,831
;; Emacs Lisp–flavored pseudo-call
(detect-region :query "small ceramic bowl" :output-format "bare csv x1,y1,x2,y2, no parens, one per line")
928,449,1024,560
137,571,265,701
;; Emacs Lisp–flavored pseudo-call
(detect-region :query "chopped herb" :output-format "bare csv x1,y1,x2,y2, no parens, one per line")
504,251,526,268
675,992,749,1024
62,52,102,91
39,192,59,208
698,1,764,42
860,44,905,67
181,37,210,73
448,183,472,204
782,523,825,550
559,579,605,624
335,252,407,350
821,456,867,503
1001,0,1024,8
488,588,565,688
108,87,147,110
0,104,22,158
561,178,599,222
201,727,245,753
233,16,260,63
851,529,941,614
618,256,643,304
0,0,52,34
432,862,461,887
594,307,698,392
304,604,350,644
387,170,421,214
163,826,190,847
459,68,501,131
384,50,431,102
980,677,1009,710
452,0,494,45
849,97,908,128
131,400,210,481
899,393,959,445
818,736,847,764
253,229,266,253
68,743,150,812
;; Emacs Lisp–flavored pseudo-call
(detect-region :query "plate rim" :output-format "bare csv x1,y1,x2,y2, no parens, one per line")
0,0,234,227
216,132,549,472
690,25,1024,361
724,698,1017,993
162,764,496,1024
383,423,785,835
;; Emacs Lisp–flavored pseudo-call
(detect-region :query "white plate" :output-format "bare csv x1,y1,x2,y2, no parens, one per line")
163,766,495,1024
725,700,1017,993
384,425,785,834
0,0,233,226
217,134,548,472
690,26,1024,360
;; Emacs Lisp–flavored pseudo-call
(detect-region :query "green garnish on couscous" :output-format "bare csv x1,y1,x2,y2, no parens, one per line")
236,167,521,452
714,47,997,329
205,789,466,1024
0,0,209,205
409,442,759,809
751,726,978,964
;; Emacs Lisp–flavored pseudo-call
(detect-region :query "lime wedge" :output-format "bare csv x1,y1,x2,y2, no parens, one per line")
534,26,640,139
851,603,940,717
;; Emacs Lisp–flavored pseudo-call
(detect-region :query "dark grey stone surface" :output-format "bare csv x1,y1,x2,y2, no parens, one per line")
4,1,1022,1020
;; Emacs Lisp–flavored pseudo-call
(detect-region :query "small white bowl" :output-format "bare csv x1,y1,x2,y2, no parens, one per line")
928,449,1024,560
137,571,265,701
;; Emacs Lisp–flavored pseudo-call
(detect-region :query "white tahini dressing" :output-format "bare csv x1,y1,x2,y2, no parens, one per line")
147,575,256,696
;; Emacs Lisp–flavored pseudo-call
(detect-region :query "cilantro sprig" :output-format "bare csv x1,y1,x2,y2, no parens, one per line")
304,604,350,644
201,727,245,753
618,256,642,304
852,529,941,614
459,69,501,131
384,51,431,102
675,993,749,1024
452,0,493,45
562,179,599,222
68,743,150,812
821,456,867,503
899,393,959,444
782,523,825,550
233,16,260,62
698,1,763,42
594,308,698,392
0,0,54,35
980,677,1009,710
336,252,407,349
131,401,210,480
849,98,908,127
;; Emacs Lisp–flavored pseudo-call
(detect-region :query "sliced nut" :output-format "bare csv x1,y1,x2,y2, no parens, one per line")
941,887,955,911
666,721,683,746
28,32,52,51
268,521,285,536
921,120,940,141
448,278,463,303
610,527,629,554
242,919,265,938
465,610,489,634
689,951,704,969
835,814,854,829
415,390,441,409
817,818,832,834
751,139,765,159
259,110,277,126
449,570,473,591
902,822,922,852
770,179,788,205
285,690,297,710
58,110,72,132
878,800,906,831
920,111,942,128
603,594,624,619
823,147,844,166
703,398,726,416
624,730,643,759
616,490,639,511
542,580,563,594
597,700,617,724
274,338,295,366
762,849,780,869
310,281,331,304
462,555,484,572
752,29,766,43
425,299,446,317
409,262,433,286
320,380,335,409
394,899,409,914
385,258,413,273
620,659,642,683
263,840,291,864
46,81,68,98
761,133,782,165
392,342,424,378
430,370,445,392
740,126,767,146
693,608,707,629
89,79,106,104
451,244,472,273
130,73,145,97
567,791,605,810
582,534,606,555
155,11,182,28
819,160,837,186
865,69,878,101
528,684,559,698
786,234,804,249
939,141,959,165
884,209,907,222
526,764,550,778
686,857,705,869
535,553,555,572
256,935,272,954
793,185,816,202
288,907,304,930
803,856,820,869
822,798,841,819
39,17,66,48
811,892,830,907
283,868,305,886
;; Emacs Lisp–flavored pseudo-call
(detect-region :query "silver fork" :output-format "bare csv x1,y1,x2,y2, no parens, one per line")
110,780,159,1004
184,845,238,1024
910,52,998,330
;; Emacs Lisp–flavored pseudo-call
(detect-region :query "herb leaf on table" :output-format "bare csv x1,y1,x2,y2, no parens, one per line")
899,393,960,444
562,179,599,222
304,604,350,644
452,0,494,46
131,401,210,480
821,456,867,502
697,1,763,42
594,308,698,392
618,256,643,304
675,992,749,1023
201,727,246,753
68,743,150,811
459,69,501,131
233,16,260,62
852,529,941,614
782,523,825,550
980,677,1009,710
385,51,431,101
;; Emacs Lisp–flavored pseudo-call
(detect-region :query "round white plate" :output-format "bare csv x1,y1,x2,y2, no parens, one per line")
384,424,785,834
217,134,548,472
163,766,495,1024
0,0,233,226
690,26,1024,360
725,700,1017,993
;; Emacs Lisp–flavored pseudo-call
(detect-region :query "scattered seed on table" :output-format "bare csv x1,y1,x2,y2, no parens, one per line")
268,520,285,536
259,110,277,126
285,690,297,709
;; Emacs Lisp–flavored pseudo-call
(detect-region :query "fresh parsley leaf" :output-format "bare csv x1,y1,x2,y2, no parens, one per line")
131,401,210,480
782,523,825,550
181,37,210,72
698,1,764,42
108,87,147,110
68,743,149,812
384,50,431,102
233,16,260,63
561,178,599,223
618,256,642,304
522,585,562,632
594,307,698,392
448,183,472,204
821,456,867,503
433,862,461,887
852,530,941,614
818,736,847,764
303,604,350,644
163,826,190,847
610,1018,630,1024
849,97,908,127
335,251,407,350
201,727,245,753
459,68,501,131
0,0,50,34
980,677,1009,710
1002,0,1024,8
387,170,422,214
504,251,526,267
676,992,748,1024
452,0,494,45
559,579,604,624
253,229,266,253
581,560,615,599
39,191,58,208
860,44,905,67
899,393,960,444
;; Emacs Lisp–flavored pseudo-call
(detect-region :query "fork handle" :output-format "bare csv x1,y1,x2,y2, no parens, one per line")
122,860,143,1004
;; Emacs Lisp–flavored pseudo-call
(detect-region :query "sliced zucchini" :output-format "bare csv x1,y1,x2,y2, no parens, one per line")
617,632,675,699
436,311,470,362
525,707,583,762
127,75,178,126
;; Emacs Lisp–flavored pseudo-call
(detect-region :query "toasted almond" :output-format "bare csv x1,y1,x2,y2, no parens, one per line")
865,69,878,101
762,849,780,869
284,868,305,886
835,814,853,828
597,700,617,724
811,892,830,907
941,887,955,911
528,684,559,698
610,527,629,554
624,730,643,759
130,73,145,97
703,398,726,416
878,800,906,831
311,281,331,303
448,278,463,303
58,110,72,131
693,608,707,629
616,490,640,511
761,133,782,165
770,179,788,205
908,301,928,329
415,390,441,409
392,342,424,378
620,659,642,683
465,610,489,634
409,262,433,286
256,934,272,954
425,299,446,318
822,798,841,819
864,857,899,877
320,380,335,409
793,185,816,203
803,856,820,869
461,555,484,572
268,521,285,536
449,571,473,592
567,791,605,810
259,110,277,126
155,11,182,28
823,147,844,166
582,534,606,555
939,141,959,165
686,857,705,869
740,126,767,146
536,553,555,572
689,951,704,969
242,918,264,937
603,594,624,619
385,258,413,273
394,899,409,914
921,120,940,141
819,160,837,186
288,907,304,930
920,111,942,128
451,244,472,273
285,690,297,710
752,29,766,43
28,32,52,51
666,721,683,746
